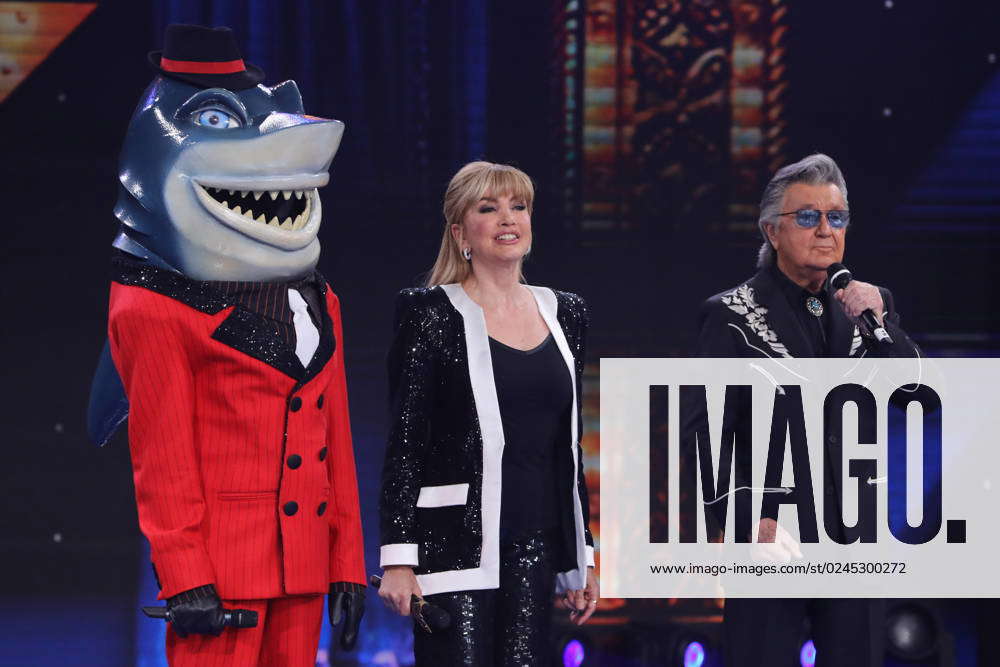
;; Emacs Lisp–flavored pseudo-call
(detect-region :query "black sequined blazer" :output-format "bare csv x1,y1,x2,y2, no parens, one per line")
379,284,595,596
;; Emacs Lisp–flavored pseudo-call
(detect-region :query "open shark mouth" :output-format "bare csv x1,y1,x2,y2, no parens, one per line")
189,178,325,251
200,185,312,230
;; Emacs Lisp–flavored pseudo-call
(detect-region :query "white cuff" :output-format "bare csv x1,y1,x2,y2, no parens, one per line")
380,543,419,568
586,545,596,568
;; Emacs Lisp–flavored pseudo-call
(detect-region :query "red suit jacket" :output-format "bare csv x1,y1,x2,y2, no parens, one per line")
107,259,365,601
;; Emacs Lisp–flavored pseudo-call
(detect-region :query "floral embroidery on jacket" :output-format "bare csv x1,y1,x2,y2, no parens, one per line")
849,325,863,356
722,284,791,358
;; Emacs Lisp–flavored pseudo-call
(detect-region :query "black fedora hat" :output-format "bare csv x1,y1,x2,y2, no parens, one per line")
148,24,264,91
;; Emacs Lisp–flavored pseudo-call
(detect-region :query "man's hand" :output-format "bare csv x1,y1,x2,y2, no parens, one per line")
555,567,600,626
834,280,884,329
377,565,421,617
751,518,803,564
328,583,365,650
166,584,225,638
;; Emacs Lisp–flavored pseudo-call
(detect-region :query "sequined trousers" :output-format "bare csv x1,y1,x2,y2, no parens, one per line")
413,529,559,666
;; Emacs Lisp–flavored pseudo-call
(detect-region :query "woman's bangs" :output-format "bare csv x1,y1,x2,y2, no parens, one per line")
481,169,534,208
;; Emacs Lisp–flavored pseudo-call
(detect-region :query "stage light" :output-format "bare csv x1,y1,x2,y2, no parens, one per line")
563,638,586,667
592,622,718,667
682,640,705,667
664,630,712,667
886,602,939,661
799,639,816,667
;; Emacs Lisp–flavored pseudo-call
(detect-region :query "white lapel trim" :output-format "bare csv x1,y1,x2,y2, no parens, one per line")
526,286,588,591
422,283,503,595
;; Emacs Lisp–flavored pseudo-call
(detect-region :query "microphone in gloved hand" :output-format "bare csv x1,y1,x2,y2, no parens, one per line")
142,605,258,629
328,583,365,650
370,575,451,633
141,584,257,637
827,262,894,345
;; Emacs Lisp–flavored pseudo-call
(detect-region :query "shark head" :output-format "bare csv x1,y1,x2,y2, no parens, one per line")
114,75,344,281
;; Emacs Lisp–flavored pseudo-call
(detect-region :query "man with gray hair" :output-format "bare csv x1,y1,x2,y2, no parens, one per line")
697,152,917,361
689,153,919,665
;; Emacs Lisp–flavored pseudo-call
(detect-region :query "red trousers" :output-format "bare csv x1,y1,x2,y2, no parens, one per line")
166,595,324,667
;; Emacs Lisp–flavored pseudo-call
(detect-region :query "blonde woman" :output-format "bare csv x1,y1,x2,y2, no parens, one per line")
378,162,598,664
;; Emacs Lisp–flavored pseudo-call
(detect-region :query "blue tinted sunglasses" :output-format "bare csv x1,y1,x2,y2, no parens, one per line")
778,209,850,229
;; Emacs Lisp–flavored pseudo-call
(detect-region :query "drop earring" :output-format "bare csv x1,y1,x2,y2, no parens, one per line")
462,247,472,261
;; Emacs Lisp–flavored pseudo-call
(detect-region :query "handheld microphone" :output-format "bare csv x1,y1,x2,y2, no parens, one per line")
826,263,894,344
370,574,451,632
141,605,258,629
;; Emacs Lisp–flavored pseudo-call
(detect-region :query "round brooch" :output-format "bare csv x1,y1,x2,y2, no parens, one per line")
805,296,824,317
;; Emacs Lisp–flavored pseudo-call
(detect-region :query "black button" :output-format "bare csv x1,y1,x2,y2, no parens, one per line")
827,434,838,444
287,454,302,470
317,394,325,410
289,397,302,412
283,501,298,516
317,502,327,516
319,447,328,462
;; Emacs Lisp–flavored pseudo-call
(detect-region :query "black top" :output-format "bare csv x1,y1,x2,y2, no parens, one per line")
768,263,831,356
489,334,573,541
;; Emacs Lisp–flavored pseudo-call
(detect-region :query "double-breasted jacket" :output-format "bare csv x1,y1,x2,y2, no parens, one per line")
108,256,365,601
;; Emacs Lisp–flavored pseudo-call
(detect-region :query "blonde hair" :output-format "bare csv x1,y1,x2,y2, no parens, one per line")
426,161,535,287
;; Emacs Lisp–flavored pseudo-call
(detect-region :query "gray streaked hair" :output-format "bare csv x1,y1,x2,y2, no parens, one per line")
756,153,849,268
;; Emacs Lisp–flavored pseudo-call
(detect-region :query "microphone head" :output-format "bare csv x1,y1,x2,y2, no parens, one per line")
827,262,852,290
224,609,259,628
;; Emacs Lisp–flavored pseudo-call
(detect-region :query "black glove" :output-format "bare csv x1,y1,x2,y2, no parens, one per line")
328,582,365,650
166,584,225,638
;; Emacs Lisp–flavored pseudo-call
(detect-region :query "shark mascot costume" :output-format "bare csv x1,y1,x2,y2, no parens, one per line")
90,25,365,666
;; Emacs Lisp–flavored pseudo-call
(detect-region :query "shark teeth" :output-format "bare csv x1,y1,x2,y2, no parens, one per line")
203,185,312,232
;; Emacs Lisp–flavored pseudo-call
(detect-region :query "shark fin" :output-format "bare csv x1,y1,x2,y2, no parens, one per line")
87,339,129,447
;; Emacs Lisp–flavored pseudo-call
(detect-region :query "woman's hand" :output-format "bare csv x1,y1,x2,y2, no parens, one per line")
378,565,422,616
556,567,600,625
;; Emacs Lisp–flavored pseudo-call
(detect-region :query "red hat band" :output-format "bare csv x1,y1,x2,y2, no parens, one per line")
159,57,247,75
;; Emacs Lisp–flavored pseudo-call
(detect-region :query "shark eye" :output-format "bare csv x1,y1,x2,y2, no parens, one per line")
195,108,242,129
